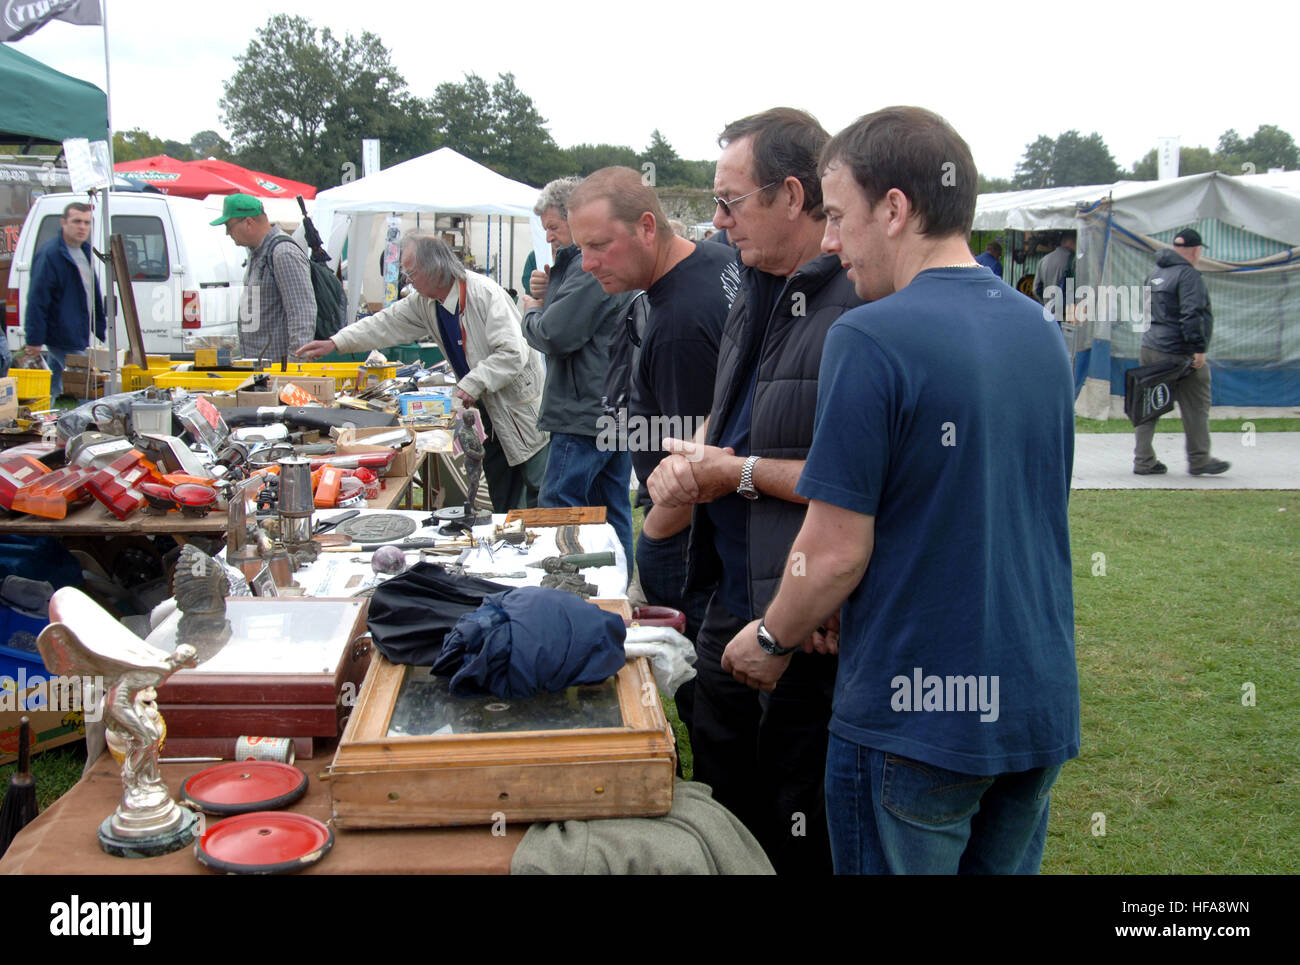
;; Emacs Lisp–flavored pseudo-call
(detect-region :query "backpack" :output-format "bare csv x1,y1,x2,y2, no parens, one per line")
266,234,347,340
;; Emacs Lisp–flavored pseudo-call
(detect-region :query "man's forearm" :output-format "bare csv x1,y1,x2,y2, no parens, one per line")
763,501,873,648
752,458,809,505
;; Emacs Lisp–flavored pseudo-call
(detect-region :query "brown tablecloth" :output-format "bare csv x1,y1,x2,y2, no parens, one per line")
0,750,521,875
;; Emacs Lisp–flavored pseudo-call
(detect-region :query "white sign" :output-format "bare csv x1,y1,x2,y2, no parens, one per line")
63,138,113,193
362,139,381,178
1157,137,1180,181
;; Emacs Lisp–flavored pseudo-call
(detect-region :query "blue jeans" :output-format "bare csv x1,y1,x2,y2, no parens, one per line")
42,348,67,398
825,735,1060,874
539,432,634,575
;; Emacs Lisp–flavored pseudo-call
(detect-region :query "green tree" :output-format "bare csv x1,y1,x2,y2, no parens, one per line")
426,72,566,185
112,128,166,162
1238,124,1299,173
564,143,640,177
161,139,196,161
1014,131,1120,188
220,14,420,189
1013,135,1056,189
639,129,688,186
189,130,232,160
978,173,1014,194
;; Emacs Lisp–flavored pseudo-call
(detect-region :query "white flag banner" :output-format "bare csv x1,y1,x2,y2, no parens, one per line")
1156,137,1180,181
0,0,102,42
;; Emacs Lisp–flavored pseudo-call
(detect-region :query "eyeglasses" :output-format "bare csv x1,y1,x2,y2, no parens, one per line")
713,181,779,217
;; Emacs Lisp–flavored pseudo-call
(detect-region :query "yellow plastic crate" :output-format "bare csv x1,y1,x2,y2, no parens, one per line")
20,396,51,411
12,368,51,400
120,364,156,392
152,371,250,392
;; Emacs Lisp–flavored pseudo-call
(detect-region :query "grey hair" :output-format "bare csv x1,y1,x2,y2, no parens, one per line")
400,232,466,287
533,176,581,219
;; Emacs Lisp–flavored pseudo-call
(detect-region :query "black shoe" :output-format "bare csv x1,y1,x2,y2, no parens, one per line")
1134,462,1167,475
1190,459,1230,476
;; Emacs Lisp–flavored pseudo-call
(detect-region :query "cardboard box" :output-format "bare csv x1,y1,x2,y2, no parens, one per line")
0,674,87,766
236,375,336,407
397,391,452,418
333,425,418,478
0,377,16,422
196,392,241,410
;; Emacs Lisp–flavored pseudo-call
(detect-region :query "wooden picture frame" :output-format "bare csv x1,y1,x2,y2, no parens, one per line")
329,651,676,829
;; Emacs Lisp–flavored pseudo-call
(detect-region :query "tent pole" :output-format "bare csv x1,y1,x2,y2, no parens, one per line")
509,218,516,293
100,0,119,393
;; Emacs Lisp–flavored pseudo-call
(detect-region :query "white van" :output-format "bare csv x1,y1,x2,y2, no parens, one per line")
6,191,247,356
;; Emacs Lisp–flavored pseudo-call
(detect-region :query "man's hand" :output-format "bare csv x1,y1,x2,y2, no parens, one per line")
454,387,476,408
722,620,792,692
521,294,542,311
529,266,551,301
804,610,840,655
1192,352,1206,370
645,437,738,508
295,339,337,360
24,345,41,359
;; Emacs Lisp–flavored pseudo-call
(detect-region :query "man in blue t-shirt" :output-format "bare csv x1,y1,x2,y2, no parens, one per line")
720,107,1080,875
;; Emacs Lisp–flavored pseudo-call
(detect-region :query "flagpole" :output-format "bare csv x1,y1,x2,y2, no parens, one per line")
99,0,119,393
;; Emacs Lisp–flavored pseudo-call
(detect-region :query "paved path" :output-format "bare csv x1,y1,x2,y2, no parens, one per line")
1072,432,1299,490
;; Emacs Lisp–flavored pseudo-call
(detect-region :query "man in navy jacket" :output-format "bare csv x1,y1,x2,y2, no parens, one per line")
24,202,106,398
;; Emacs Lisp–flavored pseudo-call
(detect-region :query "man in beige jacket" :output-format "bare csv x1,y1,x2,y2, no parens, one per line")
298,234,549,510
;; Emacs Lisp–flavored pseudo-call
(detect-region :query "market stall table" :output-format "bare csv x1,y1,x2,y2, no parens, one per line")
0,474,418,538
0,749,523,874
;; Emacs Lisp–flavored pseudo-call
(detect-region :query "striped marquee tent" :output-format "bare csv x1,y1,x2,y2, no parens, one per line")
973,171,1300,416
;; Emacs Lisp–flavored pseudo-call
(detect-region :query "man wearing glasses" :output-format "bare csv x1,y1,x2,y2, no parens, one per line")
647,107,862,874
210,193,315,361
564,166,739,737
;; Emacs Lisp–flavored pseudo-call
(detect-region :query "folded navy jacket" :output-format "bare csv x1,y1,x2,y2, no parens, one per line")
432,586,627,698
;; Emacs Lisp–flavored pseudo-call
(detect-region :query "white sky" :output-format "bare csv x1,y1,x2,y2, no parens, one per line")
13,0,1297,185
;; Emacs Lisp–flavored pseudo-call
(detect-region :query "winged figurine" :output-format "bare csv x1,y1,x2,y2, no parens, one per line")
37,588,198,842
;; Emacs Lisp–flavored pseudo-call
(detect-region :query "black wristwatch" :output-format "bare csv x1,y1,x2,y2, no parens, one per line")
756,621,799,657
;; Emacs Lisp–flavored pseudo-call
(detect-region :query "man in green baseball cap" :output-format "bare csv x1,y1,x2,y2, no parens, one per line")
212,193,315,359
209,192,265,225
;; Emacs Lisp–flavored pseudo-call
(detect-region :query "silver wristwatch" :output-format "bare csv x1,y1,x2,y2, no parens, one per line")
737,455,761,500
757,621,799,657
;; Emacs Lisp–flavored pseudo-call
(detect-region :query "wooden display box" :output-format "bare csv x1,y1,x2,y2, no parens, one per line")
155,598,371,750
329,652,675,829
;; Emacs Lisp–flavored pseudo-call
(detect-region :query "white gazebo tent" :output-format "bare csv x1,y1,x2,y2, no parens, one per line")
312,147,546,320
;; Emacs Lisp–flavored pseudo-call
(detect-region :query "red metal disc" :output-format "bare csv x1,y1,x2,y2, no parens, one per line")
181,761,309,815
196,811,333,874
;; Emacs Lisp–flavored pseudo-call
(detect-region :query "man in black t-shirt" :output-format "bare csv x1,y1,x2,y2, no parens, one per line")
567,166,738,729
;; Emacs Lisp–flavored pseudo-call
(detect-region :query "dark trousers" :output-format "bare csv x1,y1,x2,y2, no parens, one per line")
1133,347,1214,470
482,436,547,513
691,595,836,874
634,524,713,738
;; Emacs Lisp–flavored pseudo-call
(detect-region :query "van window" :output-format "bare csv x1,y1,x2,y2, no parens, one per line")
111,215,169,280
28,213,170,281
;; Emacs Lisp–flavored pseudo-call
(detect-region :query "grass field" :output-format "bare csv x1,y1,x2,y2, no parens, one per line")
5,488,1295,874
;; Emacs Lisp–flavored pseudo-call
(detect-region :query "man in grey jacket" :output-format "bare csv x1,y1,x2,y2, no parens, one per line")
522,177,636,569
298,234,549,510
1133,228,1229,476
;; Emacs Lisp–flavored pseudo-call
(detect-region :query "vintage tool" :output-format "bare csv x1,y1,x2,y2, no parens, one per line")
313,509,361,534
526,552,617,572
